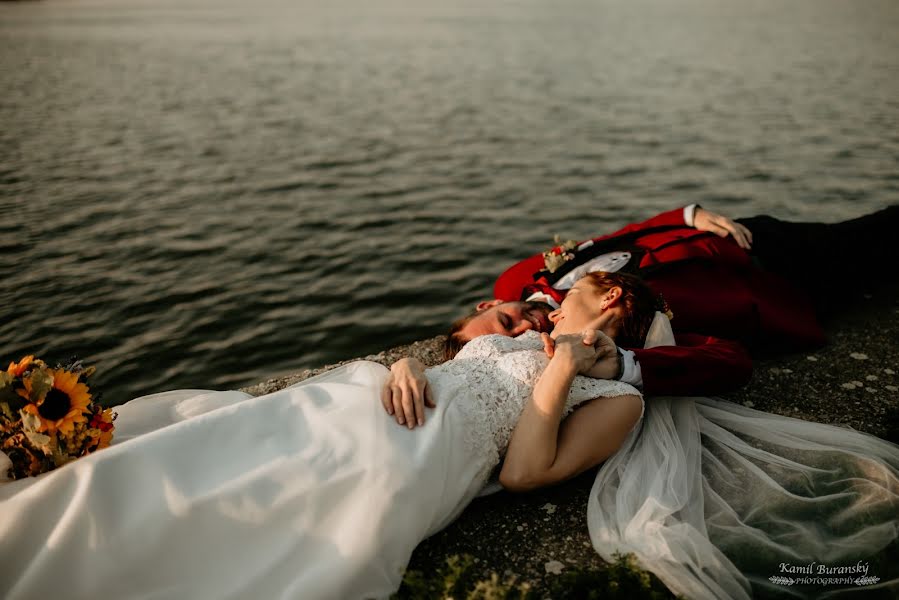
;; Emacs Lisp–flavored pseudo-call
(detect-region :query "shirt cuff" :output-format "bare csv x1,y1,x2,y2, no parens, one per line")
524,292,560,309
618,349,643,388
683,203,700,228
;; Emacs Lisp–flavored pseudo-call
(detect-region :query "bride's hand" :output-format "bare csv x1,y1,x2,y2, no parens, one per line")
381,358,435,429
544,330,618,377
544,331,601,374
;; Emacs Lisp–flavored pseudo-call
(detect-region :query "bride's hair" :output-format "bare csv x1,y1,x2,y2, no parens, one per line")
444,272,660,361
581,271,659,349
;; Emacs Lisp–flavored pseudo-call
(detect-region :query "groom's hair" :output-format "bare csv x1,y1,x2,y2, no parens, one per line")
444,312,480,361
443,271,658,361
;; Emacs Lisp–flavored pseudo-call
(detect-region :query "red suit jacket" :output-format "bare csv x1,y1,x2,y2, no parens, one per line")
493,207,827,396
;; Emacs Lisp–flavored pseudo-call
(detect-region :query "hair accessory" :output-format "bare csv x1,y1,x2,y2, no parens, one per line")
656,294,674,321
644,311,676,348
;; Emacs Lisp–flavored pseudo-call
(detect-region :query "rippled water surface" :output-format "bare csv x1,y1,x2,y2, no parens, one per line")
2,0,897,403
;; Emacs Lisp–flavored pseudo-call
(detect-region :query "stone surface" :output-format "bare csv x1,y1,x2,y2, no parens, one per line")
239,337,447,397
239,285,899,596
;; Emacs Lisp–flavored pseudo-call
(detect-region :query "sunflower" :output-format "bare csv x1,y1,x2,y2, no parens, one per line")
21,369,91,436
7,355,35,377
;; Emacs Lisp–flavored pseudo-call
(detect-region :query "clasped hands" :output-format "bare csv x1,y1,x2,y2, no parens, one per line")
539,329,621,380
380,330,620,430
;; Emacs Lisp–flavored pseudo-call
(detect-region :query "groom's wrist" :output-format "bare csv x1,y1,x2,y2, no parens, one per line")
684,203,700,227
617,349,642,387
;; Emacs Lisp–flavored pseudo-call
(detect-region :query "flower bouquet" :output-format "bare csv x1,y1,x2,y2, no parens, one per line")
0,355,115,481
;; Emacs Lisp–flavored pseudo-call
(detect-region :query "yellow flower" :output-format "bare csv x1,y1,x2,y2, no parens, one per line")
95,429,113,450
7,355,35,377
21,369,91,436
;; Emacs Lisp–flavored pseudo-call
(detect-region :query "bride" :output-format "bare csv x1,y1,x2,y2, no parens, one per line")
0,274,644,599
2,274,898,599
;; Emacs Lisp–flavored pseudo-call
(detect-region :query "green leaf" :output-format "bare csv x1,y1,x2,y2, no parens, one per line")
0,400,17,421
24,430,52,453
27,368,53,402
21,410,42,433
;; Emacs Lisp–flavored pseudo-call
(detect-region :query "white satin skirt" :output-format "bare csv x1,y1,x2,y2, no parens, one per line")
0,361,487,600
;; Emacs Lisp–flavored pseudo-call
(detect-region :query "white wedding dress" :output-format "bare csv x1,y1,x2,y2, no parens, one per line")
3,323,898,600
0,331,639,600
586,316,899,599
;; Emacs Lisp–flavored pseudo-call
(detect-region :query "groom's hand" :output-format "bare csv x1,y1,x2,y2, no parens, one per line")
694,208,753,250
581,330,621,380
381,358,435,429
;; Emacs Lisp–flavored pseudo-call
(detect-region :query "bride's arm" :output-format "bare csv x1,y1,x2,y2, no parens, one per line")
499,333,642,492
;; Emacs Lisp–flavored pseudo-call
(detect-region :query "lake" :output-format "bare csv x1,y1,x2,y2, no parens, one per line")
1,0,897,403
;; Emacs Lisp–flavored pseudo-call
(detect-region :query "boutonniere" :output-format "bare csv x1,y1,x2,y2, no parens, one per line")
542,235,579,273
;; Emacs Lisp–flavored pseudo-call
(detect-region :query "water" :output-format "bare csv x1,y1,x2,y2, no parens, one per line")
1,0,897,404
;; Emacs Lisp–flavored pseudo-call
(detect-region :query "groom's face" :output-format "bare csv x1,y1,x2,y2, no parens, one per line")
457,300,554,340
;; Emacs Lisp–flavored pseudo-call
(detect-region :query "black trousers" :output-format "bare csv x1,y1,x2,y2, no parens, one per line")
736,204,899,313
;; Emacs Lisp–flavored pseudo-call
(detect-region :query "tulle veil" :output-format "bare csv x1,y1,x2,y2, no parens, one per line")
586,312,899,599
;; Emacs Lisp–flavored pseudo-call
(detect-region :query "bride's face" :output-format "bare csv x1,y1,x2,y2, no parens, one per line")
549,277,617,338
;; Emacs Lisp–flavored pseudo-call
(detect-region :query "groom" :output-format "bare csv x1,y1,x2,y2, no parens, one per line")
447,203,899,396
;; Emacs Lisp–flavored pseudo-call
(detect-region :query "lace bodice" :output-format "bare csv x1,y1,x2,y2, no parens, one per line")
424,331,642,476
